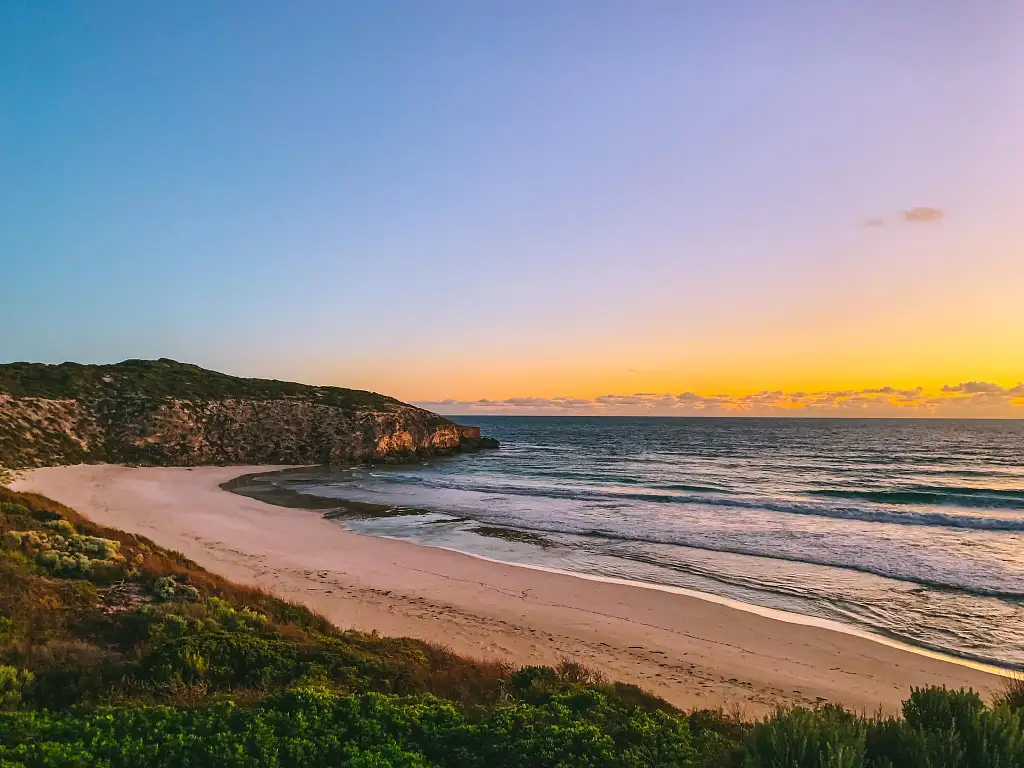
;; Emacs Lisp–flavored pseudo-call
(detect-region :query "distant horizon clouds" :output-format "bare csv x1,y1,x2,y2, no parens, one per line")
417,382,1024,418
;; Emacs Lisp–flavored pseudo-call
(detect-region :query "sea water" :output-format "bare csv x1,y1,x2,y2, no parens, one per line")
237,417,1024,668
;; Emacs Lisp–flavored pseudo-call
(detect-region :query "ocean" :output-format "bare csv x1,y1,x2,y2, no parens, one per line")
231,417,1024,669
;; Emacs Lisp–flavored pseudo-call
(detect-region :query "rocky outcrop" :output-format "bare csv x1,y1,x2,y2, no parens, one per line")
0,359,497,468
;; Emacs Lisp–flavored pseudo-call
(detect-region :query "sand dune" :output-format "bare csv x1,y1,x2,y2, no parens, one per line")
15,464,1003,716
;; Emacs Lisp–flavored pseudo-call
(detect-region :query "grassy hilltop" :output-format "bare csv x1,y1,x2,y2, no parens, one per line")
0,485,1021,767
0,358,400,406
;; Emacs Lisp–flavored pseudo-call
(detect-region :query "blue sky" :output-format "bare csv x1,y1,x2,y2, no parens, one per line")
2,2,1022,414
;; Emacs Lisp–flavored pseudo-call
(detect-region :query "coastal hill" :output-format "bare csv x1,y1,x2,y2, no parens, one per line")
0,358,496,468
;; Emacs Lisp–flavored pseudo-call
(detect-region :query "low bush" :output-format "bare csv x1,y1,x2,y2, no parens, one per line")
745,704,866,768
864,686,1024,768
0,688,697,768
997,673,1024,713
0,665,33,711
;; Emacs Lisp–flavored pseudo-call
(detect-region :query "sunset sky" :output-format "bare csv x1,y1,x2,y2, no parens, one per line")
2,3,1022,416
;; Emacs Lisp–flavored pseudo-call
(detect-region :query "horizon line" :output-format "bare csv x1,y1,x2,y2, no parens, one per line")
440,413,1024,421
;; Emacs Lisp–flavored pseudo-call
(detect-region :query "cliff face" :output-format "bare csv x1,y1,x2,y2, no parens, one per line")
0,359,494,468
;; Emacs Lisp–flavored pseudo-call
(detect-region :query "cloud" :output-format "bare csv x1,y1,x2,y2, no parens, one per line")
940,382,1024,407
942,381,1006,394
676,392,732,407
427,395,595,412
595,393,677,408
864,217,885,227
416,382,1024,418
902,206,944,223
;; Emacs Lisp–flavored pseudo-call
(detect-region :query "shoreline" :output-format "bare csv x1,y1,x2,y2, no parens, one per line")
225,466,1016,677
434,547,1015,680
14,464,1005,715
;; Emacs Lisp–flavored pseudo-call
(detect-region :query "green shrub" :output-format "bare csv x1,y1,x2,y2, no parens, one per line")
689,709,749,768
864,687,1024,768
0,666,34,711
67,534,119,560
28,508,62,523
996,674,1024,714
745,705,866,768
151,575,199,602
0,618,18,651
43,520,76,538
2,523,123,580
902,686,986,733
0,689,695,768
0,502,28,516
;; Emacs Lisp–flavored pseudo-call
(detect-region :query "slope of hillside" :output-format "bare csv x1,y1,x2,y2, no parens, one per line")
0,359,495,468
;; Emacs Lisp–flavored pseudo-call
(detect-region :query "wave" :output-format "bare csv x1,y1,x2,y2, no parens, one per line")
908,467,1024,480
375,476,1024,532
656,482,732,493
451,517,1024,600
811,487,1024,509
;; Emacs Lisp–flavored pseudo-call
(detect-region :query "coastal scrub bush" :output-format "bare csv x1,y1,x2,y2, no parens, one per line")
0,688,698,768
0,502,28,517
67,533,120,560
43,519,75,538
0,619,18,651
152,575,200,602
863,686,1024,767
6,528,124,580
688,708,750,768
0,666,33,711
996,674,1024,713
744,705,866,767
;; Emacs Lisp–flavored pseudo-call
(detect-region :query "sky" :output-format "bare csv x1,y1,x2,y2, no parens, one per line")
2,2,1022,417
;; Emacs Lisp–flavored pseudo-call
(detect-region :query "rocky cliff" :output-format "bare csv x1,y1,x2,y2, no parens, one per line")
0,359,496,468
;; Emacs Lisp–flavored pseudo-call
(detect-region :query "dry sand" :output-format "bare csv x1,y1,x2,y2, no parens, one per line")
15,464,1004,716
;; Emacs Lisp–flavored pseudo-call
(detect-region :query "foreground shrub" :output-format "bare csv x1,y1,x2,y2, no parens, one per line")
745,705,866,768
864,687,1024,767
0,688,697,768
997,674,1024,714
0,666,33,711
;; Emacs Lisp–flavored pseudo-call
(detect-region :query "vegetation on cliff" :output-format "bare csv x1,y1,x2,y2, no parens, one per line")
0,359,495,468
0,486,1021,767
0,359,399,405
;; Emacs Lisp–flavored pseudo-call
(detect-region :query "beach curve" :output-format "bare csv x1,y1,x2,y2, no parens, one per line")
14,463,1004,716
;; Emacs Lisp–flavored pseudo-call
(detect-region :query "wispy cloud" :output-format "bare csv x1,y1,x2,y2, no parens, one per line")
941,381,1006,394
417,382,1024,417
902,206,944,223
863,207,944,227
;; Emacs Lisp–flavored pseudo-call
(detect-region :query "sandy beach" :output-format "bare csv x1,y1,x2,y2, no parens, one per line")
15,464,1004,716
